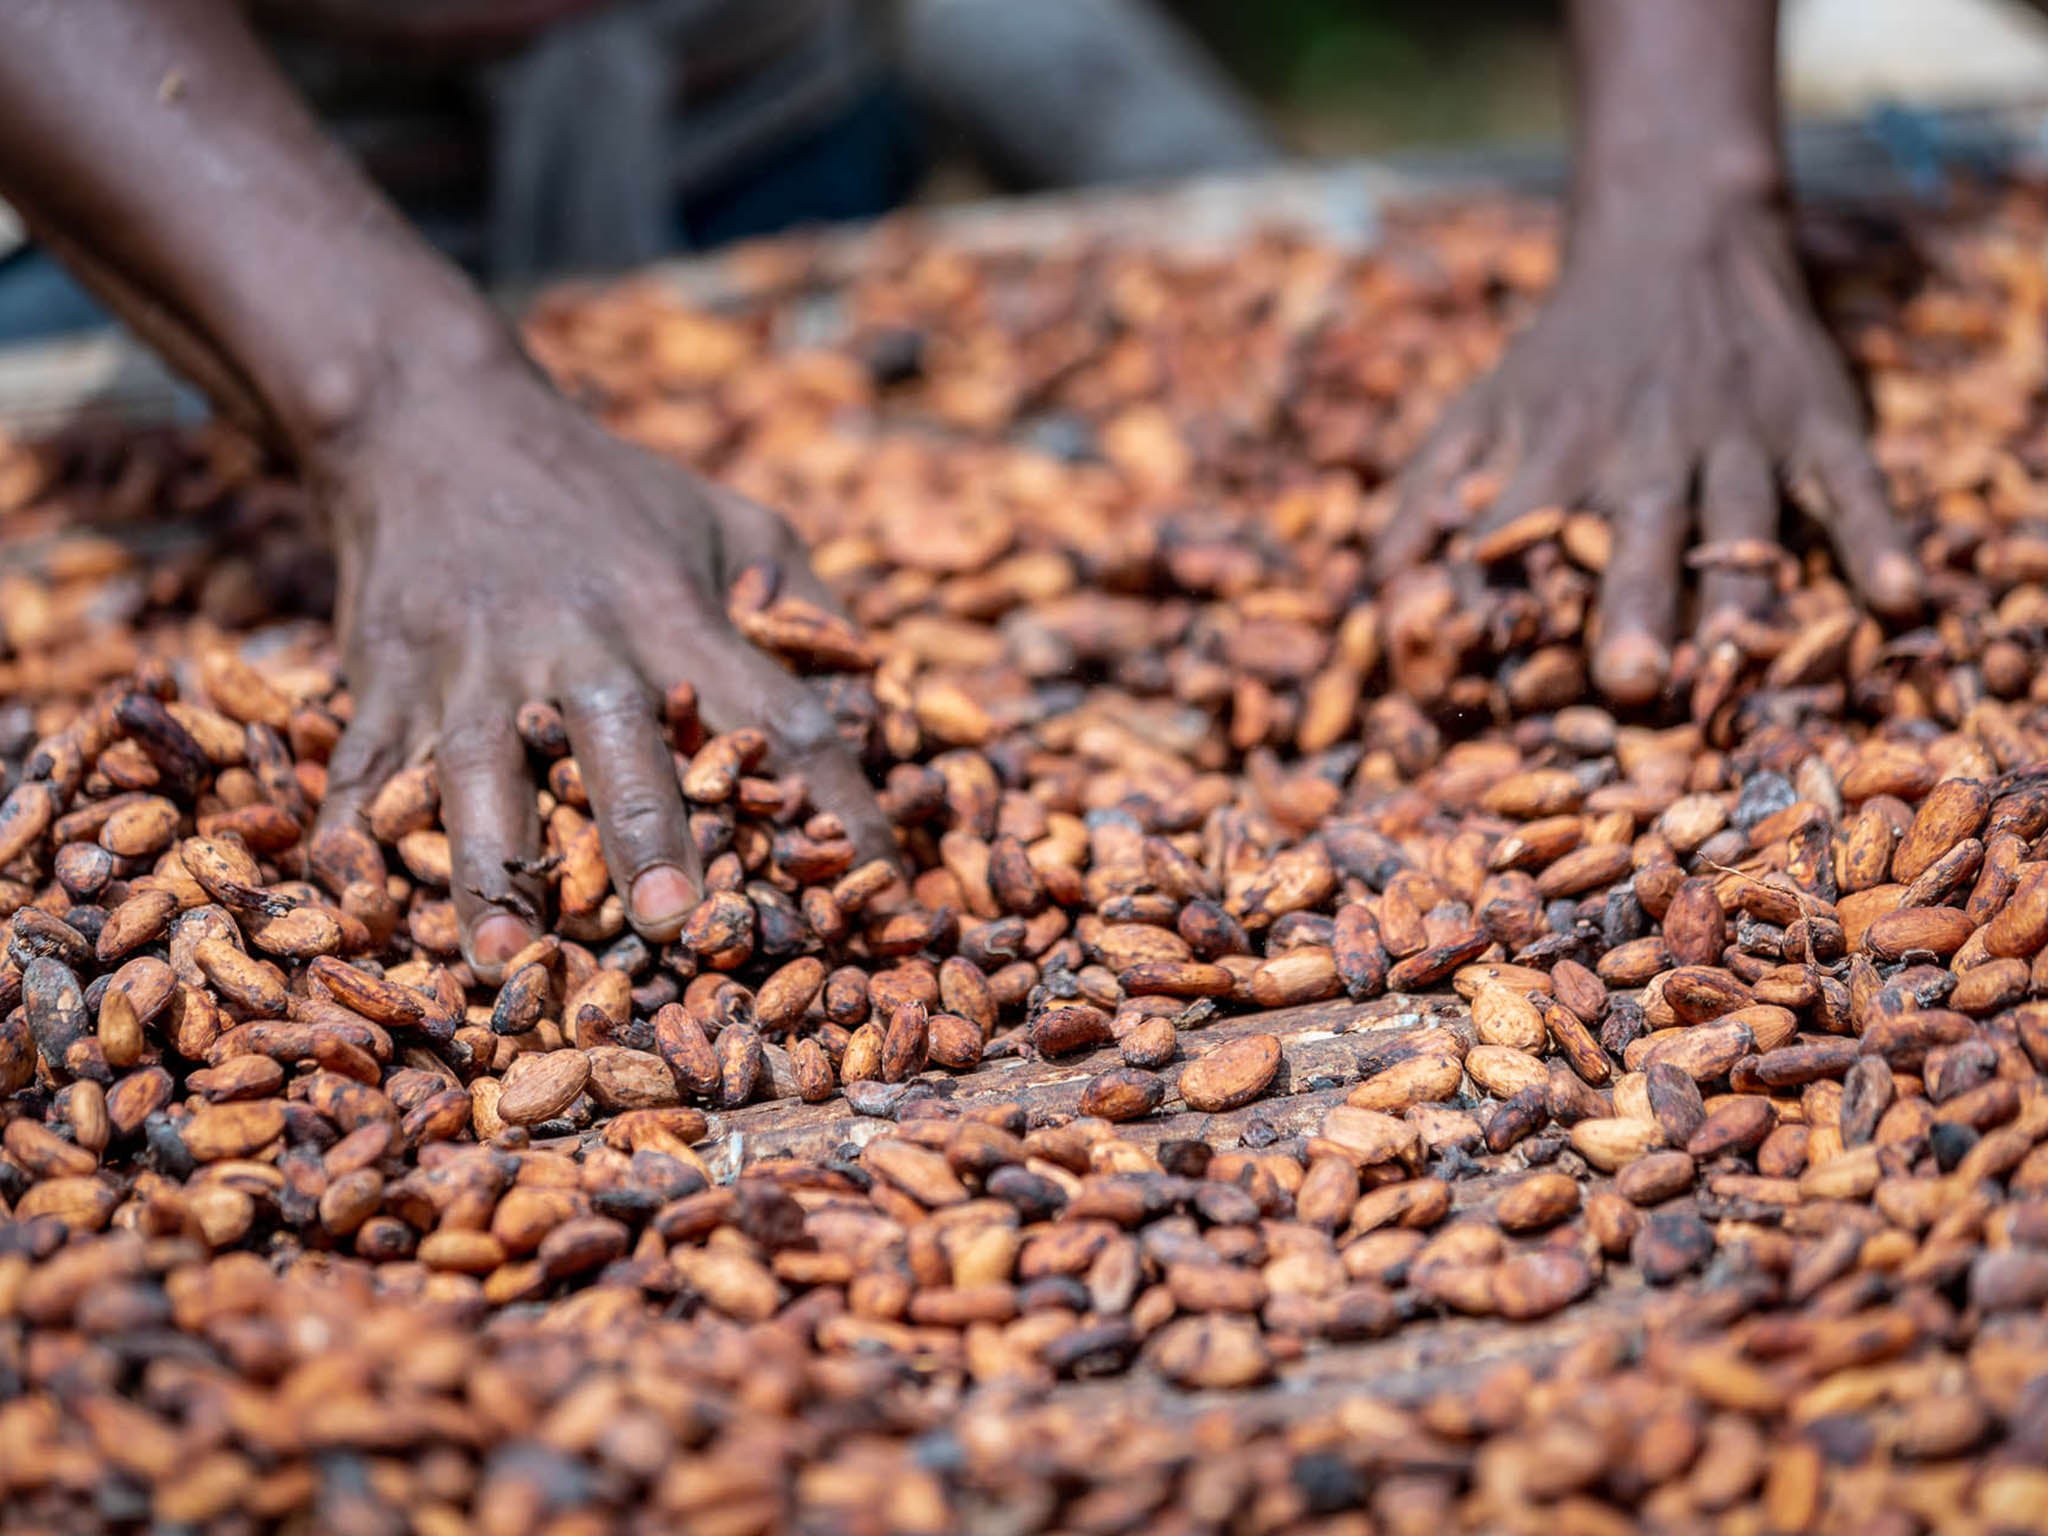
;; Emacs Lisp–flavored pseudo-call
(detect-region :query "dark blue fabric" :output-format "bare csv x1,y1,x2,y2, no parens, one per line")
679,83,923,248
0,250,113,342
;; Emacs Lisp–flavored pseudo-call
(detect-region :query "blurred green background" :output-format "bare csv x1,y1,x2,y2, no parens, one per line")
1169,0,1567,155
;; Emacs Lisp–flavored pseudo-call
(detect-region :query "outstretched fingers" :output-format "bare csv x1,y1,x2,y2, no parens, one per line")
1694,434,1779,645
1467,401,1592,547
559,676,703,943
1799,418,1921,618
1594,478,1691,707
434,692,546,982
697,646,899,873
314,668,417,844
708,487,850,619
1379,390,1495,578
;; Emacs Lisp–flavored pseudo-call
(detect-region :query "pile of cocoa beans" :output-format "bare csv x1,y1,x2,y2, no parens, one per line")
4,185,2048,1533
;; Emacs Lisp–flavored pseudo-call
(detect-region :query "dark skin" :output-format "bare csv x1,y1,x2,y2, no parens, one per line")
1383,0,1923,703
0,0,895,981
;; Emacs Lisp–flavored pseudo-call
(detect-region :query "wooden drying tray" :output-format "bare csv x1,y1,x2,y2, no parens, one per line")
0,162,1405,435
691,990,1686,1418
11,102,2037,1418
698,990,1467,1174
4,96,2046,431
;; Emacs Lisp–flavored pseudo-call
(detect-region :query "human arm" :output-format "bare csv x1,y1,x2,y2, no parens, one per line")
0,0,894,975
1382,0,1920,704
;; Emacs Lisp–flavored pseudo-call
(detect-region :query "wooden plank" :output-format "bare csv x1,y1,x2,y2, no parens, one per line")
697,985,1675,1423
988,1275,1691,1453
700,992,1473,1178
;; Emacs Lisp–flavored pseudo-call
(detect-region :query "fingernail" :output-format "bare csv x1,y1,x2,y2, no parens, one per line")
630,865,696,934
1697,607,1742,650
1870,553,1922,613
1593,634,1670,709
471,914,533,976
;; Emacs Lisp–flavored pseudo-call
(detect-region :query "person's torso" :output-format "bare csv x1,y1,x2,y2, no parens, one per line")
255,0,882,275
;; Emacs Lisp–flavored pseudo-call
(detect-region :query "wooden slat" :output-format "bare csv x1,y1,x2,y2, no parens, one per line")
700,992,1472,1178
1058,1275,1683,1429
938,1284,1692,1522
699,986,1690,1417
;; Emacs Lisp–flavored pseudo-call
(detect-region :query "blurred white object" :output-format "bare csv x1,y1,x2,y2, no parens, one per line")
1785,0,2048,111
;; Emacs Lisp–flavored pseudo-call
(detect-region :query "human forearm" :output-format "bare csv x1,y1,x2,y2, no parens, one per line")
0,1,898,972
1568,0,1784,242
0,0,517,454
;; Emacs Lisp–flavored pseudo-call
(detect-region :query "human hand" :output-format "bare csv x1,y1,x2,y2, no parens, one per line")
311,365,893,979
1381,198,1921,704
